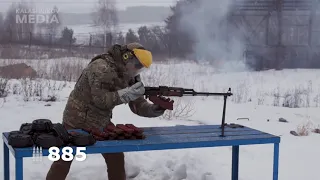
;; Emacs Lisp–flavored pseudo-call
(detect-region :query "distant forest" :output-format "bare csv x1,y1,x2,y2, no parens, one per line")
1,0,320,70
60,6,171,25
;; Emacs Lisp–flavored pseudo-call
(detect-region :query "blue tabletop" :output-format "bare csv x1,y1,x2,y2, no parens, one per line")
2,125,280,158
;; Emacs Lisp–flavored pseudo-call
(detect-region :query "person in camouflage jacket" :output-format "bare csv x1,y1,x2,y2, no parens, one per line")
46,42,166,180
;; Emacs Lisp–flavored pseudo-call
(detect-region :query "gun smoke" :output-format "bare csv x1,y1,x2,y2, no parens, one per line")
178,0,249,72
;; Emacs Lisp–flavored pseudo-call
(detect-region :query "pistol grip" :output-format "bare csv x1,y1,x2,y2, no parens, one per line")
148,96,174,110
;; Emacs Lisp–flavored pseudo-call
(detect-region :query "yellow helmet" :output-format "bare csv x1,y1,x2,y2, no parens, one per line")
125,42,153,68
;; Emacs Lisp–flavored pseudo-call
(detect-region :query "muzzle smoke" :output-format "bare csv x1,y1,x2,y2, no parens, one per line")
178,0,249,72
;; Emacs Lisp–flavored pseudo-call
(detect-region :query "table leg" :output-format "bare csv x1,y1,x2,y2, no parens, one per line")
15,158,23,180
231,146,239,180
3,141,9,180
273,143,279,180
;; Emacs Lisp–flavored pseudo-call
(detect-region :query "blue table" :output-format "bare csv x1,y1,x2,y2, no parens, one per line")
2,125,280,180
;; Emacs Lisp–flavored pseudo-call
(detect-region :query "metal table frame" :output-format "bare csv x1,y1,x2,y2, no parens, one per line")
2,125,280,180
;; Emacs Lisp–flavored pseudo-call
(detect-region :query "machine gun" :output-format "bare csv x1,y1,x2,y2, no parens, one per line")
144,86,233,136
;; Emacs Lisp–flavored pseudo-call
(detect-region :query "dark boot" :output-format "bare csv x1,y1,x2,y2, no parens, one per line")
102,153,126,180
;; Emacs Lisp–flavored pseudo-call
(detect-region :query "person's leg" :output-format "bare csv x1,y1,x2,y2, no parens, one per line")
102,153,126,180
46,159,73,180
46,123,74,180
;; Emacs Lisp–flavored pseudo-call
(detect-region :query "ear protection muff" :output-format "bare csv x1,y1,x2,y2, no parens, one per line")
122,50,135,62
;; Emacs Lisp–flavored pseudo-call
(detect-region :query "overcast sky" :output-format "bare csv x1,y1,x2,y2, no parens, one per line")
0,0,177,13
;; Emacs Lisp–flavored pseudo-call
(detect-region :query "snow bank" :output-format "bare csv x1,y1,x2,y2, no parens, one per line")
1,58,320,108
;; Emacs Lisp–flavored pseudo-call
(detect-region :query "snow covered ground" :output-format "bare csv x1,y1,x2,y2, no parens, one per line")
0,58,320,180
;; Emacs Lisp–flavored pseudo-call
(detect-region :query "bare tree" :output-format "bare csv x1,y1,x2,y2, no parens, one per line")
115,31,125,44
92,0,119,47
46,6,61,38
0,12,4,42
0,13,4,30
4,2,35,42
4,3,19,40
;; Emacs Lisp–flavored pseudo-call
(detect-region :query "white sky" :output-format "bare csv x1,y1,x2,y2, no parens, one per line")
0,0,177,13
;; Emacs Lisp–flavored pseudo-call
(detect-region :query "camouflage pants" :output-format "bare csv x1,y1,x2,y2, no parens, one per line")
46,124,126,180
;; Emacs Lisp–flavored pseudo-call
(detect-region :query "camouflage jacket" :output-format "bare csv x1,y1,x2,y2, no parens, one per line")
62,46,164,129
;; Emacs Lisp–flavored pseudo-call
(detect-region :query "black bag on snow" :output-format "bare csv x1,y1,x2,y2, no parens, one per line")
19,123,33,135
52,123,70,143
8,131,34,148
69,132,96,146
32,119,53,133
34,134,65,149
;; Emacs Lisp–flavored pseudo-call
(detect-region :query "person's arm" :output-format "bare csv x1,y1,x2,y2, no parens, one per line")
127,74,165,117
87,61,123,110
129,97,165,117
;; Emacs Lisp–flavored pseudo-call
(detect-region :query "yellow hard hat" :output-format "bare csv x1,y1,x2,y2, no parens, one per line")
126,42,152,68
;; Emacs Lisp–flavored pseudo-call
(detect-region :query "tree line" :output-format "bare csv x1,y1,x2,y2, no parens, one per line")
0,0,196,59
1,0,320,70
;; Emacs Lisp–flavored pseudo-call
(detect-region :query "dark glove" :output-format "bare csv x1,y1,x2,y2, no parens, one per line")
134,74,142,82
149,105,166,117
153,105,166,111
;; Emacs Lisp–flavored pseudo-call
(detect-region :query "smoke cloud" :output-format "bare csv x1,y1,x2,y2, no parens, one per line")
177,0,249,72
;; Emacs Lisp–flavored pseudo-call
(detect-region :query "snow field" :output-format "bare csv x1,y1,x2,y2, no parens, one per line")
0,58,319,180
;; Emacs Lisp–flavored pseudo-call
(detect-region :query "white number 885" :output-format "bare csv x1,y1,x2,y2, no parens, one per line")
48,147,86,162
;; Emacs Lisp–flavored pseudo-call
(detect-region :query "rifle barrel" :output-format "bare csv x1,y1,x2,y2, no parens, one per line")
184,92,233,96
144,86,232,97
